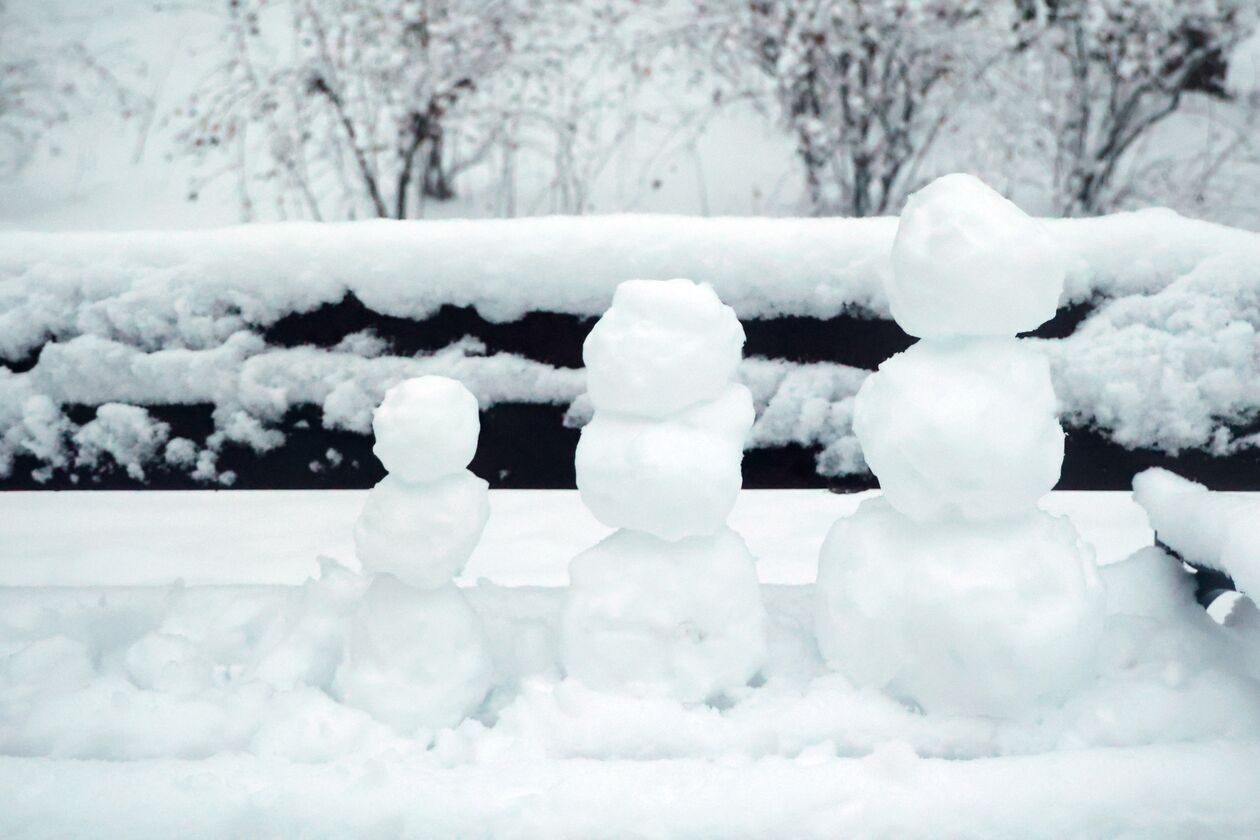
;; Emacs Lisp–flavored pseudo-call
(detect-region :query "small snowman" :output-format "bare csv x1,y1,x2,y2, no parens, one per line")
333,376,494,732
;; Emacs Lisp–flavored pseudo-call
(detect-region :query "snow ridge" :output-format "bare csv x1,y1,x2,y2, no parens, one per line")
1,211,1258,483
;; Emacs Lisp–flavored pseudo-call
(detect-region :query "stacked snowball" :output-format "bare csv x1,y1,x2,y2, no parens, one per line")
816,174,1105,717
563,279,767,702
334,376,493,732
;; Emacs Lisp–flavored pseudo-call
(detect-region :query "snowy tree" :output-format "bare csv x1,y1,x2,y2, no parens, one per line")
1023,0,1256,215
689,0,1011,216
176,0,662,219
178,0,552,220
470,1,661,215
0,1,143,175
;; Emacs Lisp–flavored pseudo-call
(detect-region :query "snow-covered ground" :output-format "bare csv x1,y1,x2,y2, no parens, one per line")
0,490,1154,587
1,489,1258,836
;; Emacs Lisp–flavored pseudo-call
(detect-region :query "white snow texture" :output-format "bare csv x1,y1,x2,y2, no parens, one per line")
1,209,1258,483
853,337,1065,522
815,498,1105,716
353,472,490,589
565,278,766,701
354,376,490,590
576,279,753,540
819,174,1104,717
371,375,481,483
1134,467,1260,597
561,527,767,703
890,174,1067,338
575,383,754,540
583,278,746,418
333,575,493,733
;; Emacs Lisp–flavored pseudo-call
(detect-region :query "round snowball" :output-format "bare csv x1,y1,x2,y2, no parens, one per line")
333,577,493,733
890,173,1066,338
815,498,1104,718
561,527,767,703
372,375,480,482
353,472,489,589
854,337,1064,522
576,384,753,541
584,278,746,418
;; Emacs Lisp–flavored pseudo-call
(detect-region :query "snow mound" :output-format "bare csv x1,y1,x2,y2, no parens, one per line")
582,278,745,417
333,576,493,733
1,546,1258,834
890,174,1065,338
371,375,481,483
853,338,1064,521
815,498,1105,717
561,527,767,702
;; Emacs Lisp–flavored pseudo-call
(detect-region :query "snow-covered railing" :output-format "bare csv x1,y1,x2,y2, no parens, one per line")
1,210,1255,353
1,210,1258,488
1134,468,1260,602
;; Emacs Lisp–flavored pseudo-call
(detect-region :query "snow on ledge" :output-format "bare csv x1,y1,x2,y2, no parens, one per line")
1,209,1255,359
1,210,1258,484
1134,468,1260,596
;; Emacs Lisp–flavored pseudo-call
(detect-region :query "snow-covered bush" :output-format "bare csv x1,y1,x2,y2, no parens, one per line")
180,0,545,219
0,0,145,177
177,0,661,219
1020,0,1257,215
690,0,1010,216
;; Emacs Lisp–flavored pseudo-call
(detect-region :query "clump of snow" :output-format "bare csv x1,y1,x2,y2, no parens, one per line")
1040,255,1260,454
740,358,867,477
0,335,582,484
353,473,490,589
1133,468,1260,597
72,403,171,481
1,395,72,479
371,375,481,483
561,527,767,703
853,338,1064,522
582,278,746,417
1099,545,1199,621
890,174,1066,338
815,498,1105,717
332,575,493,734
575,383,753,540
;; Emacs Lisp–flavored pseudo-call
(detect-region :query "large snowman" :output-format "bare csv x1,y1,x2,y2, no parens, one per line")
815,174,1105,717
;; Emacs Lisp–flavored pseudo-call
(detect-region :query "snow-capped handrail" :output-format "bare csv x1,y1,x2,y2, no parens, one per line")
1133,468,1260,600
2,210,1257,363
